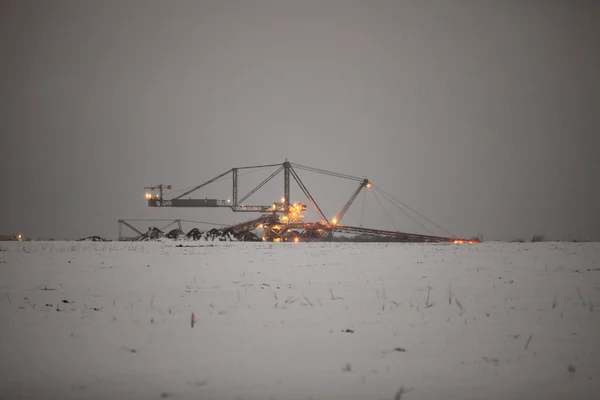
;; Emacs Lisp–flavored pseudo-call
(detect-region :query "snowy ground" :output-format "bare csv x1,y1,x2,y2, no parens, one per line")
1,241,599,400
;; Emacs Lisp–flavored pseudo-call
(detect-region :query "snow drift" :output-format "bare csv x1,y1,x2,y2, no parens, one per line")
0,241,599,399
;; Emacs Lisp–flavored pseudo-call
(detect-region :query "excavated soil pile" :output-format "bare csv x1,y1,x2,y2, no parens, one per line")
130,227,260,242
186,228,204,241
237,232,262,242
78,236,110,242
166,229,186,240
138,227,165,241
204,228,235,241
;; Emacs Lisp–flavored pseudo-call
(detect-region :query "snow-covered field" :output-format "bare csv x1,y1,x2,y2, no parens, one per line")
1,241,599,400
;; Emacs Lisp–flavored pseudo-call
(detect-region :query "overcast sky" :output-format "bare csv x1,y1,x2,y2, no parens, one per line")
1,0,599,241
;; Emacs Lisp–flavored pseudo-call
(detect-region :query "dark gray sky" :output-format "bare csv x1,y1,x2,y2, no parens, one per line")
2,1,599,241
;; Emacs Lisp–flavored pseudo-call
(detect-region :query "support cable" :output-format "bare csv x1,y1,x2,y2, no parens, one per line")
174,169,232,200
216,167,267,184
289,167,329,224
179,220,227,227
370,189,399,232
291,163,364,182
373,187,435,236
237,166,284,205
234,163,283,170
373,184,455,237
160,220,179,231
119,220,143,236
169,168,270,199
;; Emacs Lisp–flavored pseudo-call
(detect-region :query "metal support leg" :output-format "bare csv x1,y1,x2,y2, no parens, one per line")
283,160,290,214
232,168,238,207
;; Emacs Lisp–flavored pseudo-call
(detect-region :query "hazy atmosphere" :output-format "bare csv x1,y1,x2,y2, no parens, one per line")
2,0,599,241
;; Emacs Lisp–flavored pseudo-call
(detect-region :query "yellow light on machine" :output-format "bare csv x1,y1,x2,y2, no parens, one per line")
454,239,477,244
17,234,22,241
281,197,285,202
366,183,372,188
294,237,299,243
332,218,338,225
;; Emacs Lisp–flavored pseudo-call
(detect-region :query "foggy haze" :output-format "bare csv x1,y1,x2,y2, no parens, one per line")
1,0,599,241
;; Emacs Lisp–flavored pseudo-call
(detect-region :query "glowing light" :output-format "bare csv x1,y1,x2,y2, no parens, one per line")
294,237,299,243
227,199,231,203
366,183,372,188
17,234,22,241
281,197,285,202
258,224,263,229
332,218,338,225
262,237,267,241
272,204,276,210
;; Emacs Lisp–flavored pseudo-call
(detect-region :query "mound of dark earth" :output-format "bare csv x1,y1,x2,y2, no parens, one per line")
132,227,260,242
78,236,110,242
236,232,261,242
204,228,235,241
138,227,165,241
186,228,204,240
166,228,185,240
